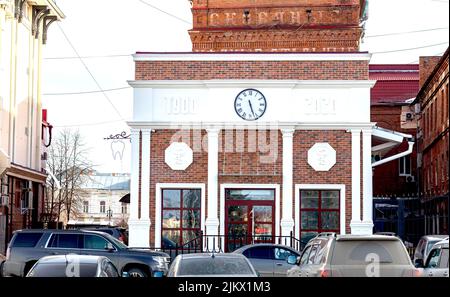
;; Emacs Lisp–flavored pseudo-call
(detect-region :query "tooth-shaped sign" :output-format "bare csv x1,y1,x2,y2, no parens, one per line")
165,142,193,171
308,142,336,171
111,140,126,161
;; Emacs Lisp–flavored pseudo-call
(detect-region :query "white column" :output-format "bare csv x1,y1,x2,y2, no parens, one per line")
281,129,295,238
205,128,220,250
128,129,141,247
128,129,151,247
361,129,374,234
350,129,363,234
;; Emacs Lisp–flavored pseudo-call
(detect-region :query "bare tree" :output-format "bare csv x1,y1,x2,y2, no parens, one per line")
45,129,93,225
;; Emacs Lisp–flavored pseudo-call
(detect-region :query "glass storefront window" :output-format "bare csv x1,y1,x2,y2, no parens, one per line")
226,189,275,201
300,190,340,243
162,189,201,248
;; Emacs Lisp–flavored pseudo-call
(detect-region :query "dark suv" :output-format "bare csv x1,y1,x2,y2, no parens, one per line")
2,229,170,277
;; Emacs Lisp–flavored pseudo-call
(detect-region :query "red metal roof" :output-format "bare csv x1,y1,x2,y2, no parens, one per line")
370,64,419,105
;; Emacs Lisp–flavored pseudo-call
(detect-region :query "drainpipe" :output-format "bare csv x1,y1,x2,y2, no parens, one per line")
371,141,414,168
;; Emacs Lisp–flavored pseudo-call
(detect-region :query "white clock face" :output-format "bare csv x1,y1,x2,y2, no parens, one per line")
234,89,267,121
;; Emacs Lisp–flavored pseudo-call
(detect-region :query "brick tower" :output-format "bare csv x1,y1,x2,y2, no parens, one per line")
189,0,368,52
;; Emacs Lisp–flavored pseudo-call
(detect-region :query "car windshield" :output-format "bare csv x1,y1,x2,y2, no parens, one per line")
177,256,255,276
426,240,440,254
28,263,99,277
332,240,411,265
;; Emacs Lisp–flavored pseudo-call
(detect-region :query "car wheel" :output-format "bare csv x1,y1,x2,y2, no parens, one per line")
127,268,148,277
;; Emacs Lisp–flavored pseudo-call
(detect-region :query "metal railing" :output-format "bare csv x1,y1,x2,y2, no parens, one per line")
142,231,307,260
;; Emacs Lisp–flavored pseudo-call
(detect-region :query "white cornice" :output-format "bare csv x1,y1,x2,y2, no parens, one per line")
128,80,377,89
127,121,376,130
133,52,372,62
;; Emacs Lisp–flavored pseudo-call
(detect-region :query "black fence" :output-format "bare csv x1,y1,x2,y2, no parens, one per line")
142,231,307,260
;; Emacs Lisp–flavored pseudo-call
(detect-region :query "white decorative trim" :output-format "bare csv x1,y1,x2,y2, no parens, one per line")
294,184,346,240
219,184,281,247
127,122,376,131
128,80,377,89
133,52,372,62
155,183,206,248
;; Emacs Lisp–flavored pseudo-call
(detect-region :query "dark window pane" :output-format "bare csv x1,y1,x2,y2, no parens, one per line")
228,224,247,236
226,189,274,201
301,211,318,229
247,247,274,259
182,230,201,246
56,234,79,249
253,206,272,222
321,191,339,209
182,210,200,228
162,230,180,247
163,190,180,208
301,191,319,208
163,210,180,228
228,205,248,222
183,190,201,209
301,232,318,245
12,233,43,247
321,212,339,230
27,264,68,277
84,235,109,250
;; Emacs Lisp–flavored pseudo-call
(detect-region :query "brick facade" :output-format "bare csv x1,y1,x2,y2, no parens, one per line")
135,59,369,81
189,0,367,52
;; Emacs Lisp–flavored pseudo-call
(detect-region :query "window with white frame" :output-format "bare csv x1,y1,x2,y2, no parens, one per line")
121,203,128,214
399,155,411,176
100,201,106,213
83,201,89,213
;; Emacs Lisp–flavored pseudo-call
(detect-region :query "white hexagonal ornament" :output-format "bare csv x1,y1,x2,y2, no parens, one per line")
307,143,336,171
165,142,193,171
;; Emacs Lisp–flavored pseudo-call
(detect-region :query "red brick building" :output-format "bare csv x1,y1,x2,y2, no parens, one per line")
126,0,410,249
415,48,449,235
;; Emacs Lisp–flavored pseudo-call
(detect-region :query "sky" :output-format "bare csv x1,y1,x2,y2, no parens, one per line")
42,0,449,174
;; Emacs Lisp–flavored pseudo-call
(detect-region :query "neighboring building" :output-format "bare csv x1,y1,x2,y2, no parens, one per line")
126,0,411,250
369,64,422,242
68,173,130,227
0,0,64,254
414,48,449,236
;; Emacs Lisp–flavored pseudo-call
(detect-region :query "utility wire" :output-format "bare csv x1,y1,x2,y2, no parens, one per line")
44,86,131,96
137,0,191,24
44,54,132,60
372,42,449,54
53,119,126,128
56,23,125,122
366,27,449,38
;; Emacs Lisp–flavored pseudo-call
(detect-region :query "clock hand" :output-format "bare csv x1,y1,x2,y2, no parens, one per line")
248,100,256,117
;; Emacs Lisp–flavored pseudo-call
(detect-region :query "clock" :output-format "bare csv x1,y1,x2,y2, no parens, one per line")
234,89,267,121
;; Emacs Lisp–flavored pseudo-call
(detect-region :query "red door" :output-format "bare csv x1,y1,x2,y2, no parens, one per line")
225,189,275,252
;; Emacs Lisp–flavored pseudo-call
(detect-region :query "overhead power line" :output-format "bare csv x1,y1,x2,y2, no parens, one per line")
366,27,449,38
44,54,132,60
44,86,131,96
56,23,125,122
53,119,126,128
372,42,449,54
137,0,191,24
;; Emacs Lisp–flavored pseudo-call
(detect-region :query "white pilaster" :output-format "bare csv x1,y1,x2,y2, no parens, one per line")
350,129,362,234
360,129,374,234
139,129,152,245
205,128,220,250
281,129,295,238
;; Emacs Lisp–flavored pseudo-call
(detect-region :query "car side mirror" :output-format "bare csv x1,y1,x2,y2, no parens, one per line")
287,255,298,265
122,271,129,278
414,259,424,268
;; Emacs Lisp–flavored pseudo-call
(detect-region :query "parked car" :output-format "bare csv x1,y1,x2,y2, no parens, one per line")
167,253,258,277
233,244,301,277
26,255,121,277
413,235,448,267
286,233,419,277
81,226,128,245
416,238,448,277
2,229,170,277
